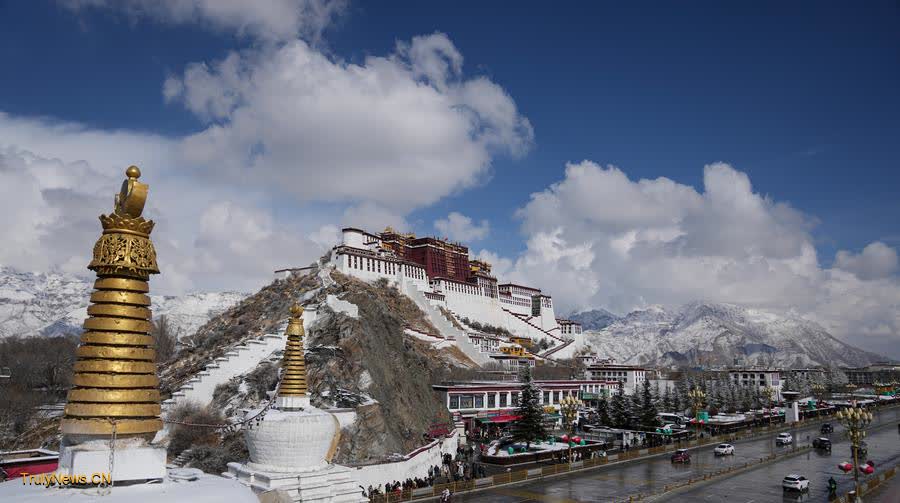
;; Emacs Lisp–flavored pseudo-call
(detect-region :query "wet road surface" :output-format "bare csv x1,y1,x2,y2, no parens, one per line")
456,407,900,502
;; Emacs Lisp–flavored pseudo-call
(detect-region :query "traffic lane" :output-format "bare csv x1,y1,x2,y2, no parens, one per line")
658,418,900,502
459,407,900,502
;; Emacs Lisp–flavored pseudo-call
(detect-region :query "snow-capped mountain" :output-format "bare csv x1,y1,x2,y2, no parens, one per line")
0,266,247,340
569,308,620,331
583,301,880,368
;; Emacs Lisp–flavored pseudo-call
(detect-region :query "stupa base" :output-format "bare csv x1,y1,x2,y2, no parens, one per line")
58,436,166,483
225,462,366,503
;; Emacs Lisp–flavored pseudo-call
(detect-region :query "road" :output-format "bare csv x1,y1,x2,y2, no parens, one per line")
457,407,900,502
658,409,900,502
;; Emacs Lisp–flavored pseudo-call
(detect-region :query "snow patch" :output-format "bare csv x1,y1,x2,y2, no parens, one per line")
326,294,358,319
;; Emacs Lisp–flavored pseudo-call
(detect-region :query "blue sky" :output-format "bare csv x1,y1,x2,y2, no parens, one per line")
1,1,898,356
2,1,898,259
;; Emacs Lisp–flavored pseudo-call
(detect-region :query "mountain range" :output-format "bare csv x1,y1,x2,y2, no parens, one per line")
0,266,246,340
581,302,881,368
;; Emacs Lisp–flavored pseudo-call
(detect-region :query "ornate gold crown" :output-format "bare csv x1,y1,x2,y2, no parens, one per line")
87,167,160,280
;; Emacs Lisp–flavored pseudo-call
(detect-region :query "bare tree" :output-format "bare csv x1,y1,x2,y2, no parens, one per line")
152,315,178,364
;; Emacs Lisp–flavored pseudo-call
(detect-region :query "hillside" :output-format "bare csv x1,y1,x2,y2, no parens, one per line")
161,259,467,464
569,308,620,331
583,301,880,368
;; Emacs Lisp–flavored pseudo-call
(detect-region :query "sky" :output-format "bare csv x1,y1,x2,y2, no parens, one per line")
0,1,898,357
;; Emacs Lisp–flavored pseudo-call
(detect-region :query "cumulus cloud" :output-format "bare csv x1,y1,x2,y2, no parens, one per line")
506,160,900,355
834,241,898,280
0,31,531,294
59,0,345,43
0,113,335,294
435,212,490,242
164,33,533,213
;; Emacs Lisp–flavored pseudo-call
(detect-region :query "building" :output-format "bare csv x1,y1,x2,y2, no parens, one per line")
727,368,783,399
584,364,647,395
433,379,618,435
842,363,900,386
556,318,583,339
330,227,581,360
788,368,826,382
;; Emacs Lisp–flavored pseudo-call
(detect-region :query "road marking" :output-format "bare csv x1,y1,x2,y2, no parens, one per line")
492,487,582,503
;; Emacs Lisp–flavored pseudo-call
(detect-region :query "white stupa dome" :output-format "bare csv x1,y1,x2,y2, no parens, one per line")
244,406,340,473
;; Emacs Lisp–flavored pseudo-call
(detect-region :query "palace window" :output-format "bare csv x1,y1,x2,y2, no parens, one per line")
488,394,496,408
449,395,459,409
474,395,484,408
499,394,508,407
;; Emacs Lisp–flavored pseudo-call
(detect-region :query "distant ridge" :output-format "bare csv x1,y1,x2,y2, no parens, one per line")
582,301,880,368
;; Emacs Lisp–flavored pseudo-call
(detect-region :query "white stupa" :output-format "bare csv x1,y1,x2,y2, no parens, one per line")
225,304,366,503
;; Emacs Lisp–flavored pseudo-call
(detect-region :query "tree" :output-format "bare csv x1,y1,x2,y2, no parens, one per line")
825,368,848,393
671,385,683,413
597,393,611,426
638,380,660,428
662,385,672,412
152,315,178,364
610,383,631,429
511,365,546,449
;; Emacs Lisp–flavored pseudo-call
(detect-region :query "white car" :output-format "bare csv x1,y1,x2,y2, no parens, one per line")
782,474,809,491
713,443,735,455
776,432,793,445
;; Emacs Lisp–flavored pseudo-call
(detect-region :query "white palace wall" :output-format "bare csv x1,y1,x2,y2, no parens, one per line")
333,247,562,345
345,432,459,489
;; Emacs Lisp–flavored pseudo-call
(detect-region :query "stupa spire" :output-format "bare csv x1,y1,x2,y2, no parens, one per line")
60,165,162,439
278,303,308,400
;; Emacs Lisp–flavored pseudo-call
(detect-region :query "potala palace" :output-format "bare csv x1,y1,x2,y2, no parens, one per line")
326,227,585,365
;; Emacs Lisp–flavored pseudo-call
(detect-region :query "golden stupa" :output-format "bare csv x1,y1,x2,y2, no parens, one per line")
60,165,162,439
278,303,308,398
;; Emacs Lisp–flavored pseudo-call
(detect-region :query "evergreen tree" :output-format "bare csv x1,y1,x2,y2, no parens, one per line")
662,385,672,412
652,381,661,405
511,365,546,449
630,389,642,428
610,383,631,429
639,380,660,427
671,385,683,413
597,393,611,426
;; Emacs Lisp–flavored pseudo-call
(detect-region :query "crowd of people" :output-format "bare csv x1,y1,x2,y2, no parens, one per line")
364,445,484,501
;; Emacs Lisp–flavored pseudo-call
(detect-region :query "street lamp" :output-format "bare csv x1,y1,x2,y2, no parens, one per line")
688,388,706,446
835,406,874,502
762,386,775,426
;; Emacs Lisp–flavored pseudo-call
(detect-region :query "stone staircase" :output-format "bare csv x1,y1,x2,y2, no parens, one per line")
162,332,286,413
401,281,490,365
502,308,566,343
168,448,194,468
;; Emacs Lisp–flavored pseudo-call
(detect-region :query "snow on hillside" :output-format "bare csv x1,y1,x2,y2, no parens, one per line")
0,266,247,340
583,301,880,368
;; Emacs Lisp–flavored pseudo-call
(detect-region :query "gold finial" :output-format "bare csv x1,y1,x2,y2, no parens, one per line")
61,166,162,440
126,165,141,179
279,302,308,397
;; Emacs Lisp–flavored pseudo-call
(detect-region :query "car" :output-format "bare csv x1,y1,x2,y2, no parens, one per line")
776,432,793,445
671,449,691,463
782,474,810,492
821,423,834,434
714,443,735,455
812,437,832,450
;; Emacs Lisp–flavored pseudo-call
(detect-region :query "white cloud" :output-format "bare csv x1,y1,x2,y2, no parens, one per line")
508,160,900,355
0,114,334,294
435,212,490,242
59,0,346,43
165,33,533,213
834,241,898,280
0,29,531,295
